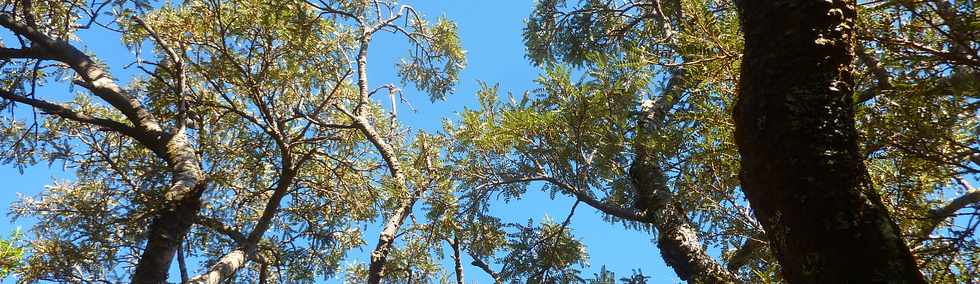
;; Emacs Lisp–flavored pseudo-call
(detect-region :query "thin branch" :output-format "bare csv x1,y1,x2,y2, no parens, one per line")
449,235,465,284
726,232,767,273
855,43,893,104
0,88,140,137
916,177,980,240
468,251,502,284
195,216,247,243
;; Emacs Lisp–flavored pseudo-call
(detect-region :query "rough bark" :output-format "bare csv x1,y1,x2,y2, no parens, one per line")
133,127,207,283
631,125,740,283
733,0,926,282
451,236,465,284
132,190,203,283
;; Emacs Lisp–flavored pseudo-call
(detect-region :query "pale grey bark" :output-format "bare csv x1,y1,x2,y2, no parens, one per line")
0,12,207,283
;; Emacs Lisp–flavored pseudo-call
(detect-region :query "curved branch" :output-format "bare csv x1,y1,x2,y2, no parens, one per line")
187,155,303,283
338,92,419,284
915,178,980,240
0,13,210,283
0,89,139,137
195,216,247,243
0,13,165,135
468,251,501,284
726,232,767,273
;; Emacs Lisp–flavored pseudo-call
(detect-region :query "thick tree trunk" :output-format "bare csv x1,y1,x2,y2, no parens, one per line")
733,0,925,282
132,196,202,283
134,129,207,283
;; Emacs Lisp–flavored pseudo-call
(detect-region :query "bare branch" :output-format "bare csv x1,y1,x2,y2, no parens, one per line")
915,178,980,240
468,251,501,284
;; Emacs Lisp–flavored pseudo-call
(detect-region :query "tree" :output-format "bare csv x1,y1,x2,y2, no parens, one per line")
733,0,925,282
504,0,978,282
0,231,23,279
854,1,980,281
1,0,977,282
1,0,462,282
453,0,760,282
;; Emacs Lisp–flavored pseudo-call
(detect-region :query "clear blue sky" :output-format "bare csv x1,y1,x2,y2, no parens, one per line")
0,1,681,283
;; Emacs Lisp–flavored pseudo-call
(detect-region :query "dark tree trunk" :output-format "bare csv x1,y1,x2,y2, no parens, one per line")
132,196,202,283
733,0,925,282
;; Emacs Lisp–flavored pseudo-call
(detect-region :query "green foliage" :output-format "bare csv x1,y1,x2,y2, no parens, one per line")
0,0,977,282
452,1,758,281
468,0,979,281
397,17,467,101
496,219,588,283
0,230,24,280
1,0,465,282
851,1,980,281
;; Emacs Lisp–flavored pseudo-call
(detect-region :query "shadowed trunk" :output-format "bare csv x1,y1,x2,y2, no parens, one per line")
631,84,740,283
132,194,203,283
733,0,925,282
631,138,740,283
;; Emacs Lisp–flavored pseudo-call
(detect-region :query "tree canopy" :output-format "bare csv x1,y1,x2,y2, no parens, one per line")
0,0,977,283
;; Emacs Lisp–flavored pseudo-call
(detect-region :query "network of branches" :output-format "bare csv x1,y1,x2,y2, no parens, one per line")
0,0,976,283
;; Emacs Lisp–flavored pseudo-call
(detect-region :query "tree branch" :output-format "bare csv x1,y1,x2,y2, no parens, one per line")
726,232,767,273
0,46,53,60
338,103,422,284
187,151,304,283
0,13,164,135
468,251,501,284
0,88,140,137
195,216,247,243
915,178,980,240
0,11,207,284
539,176,648,221
448,235,465,284
855,43,893,104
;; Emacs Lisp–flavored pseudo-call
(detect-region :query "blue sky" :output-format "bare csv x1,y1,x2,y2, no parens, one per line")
0,1,680,283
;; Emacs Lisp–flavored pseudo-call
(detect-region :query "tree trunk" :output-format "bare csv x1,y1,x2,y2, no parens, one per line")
132,196,202,283
630,143,740,283
733,0,925,282
367,196,418,284
133,129,207,283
